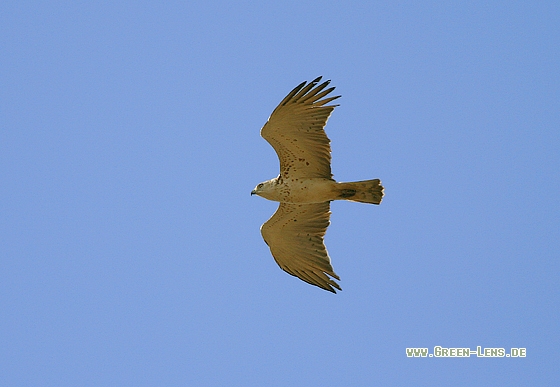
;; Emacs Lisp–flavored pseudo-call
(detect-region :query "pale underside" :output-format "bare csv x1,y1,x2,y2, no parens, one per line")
259,77,342,292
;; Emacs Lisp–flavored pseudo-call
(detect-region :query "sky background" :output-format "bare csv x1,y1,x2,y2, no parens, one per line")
1,1,559,386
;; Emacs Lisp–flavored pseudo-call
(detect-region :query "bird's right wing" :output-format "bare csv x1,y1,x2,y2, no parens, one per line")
260,202,341,293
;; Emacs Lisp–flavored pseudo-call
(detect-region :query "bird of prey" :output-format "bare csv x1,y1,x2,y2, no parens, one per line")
251,77,383,293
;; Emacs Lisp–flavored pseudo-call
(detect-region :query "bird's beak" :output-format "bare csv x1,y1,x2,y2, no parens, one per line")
250,190,256,196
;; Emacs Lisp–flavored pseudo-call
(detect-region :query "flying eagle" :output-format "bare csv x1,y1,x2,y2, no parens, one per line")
251,77,383,293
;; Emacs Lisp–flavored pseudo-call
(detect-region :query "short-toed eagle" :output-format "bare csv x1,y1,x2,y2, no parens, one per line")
251,77,383,293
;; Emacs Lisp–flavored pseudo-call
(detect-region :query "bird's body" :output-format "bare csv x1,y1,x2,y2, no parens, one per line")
255,176,382,204
253,176,337,203
252,77,383,293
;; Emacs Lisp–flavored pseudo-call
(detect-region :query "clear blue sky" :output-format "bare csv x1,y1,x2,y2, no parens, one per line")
1,1,558,386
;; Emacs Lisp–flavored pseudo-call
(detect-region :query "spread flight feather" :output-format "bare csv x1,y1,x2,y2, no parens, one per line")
261,76,339,179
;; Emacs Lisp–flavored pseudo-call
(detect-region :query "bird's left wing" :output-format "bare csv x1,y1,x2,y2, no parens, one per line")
261,77,341,179
260,202,341,293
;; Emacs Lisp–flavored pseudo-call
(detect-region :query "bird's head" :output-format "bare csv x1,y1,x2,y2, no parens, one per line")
251,178,279,200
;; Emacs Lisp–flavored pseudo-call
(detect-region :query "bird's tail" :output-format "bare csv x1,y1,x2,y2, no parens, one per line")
336,179,384,204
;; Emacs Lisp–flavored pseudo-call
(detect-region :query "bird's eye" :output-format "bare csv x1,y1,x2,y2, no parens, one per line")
257,183,264,188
